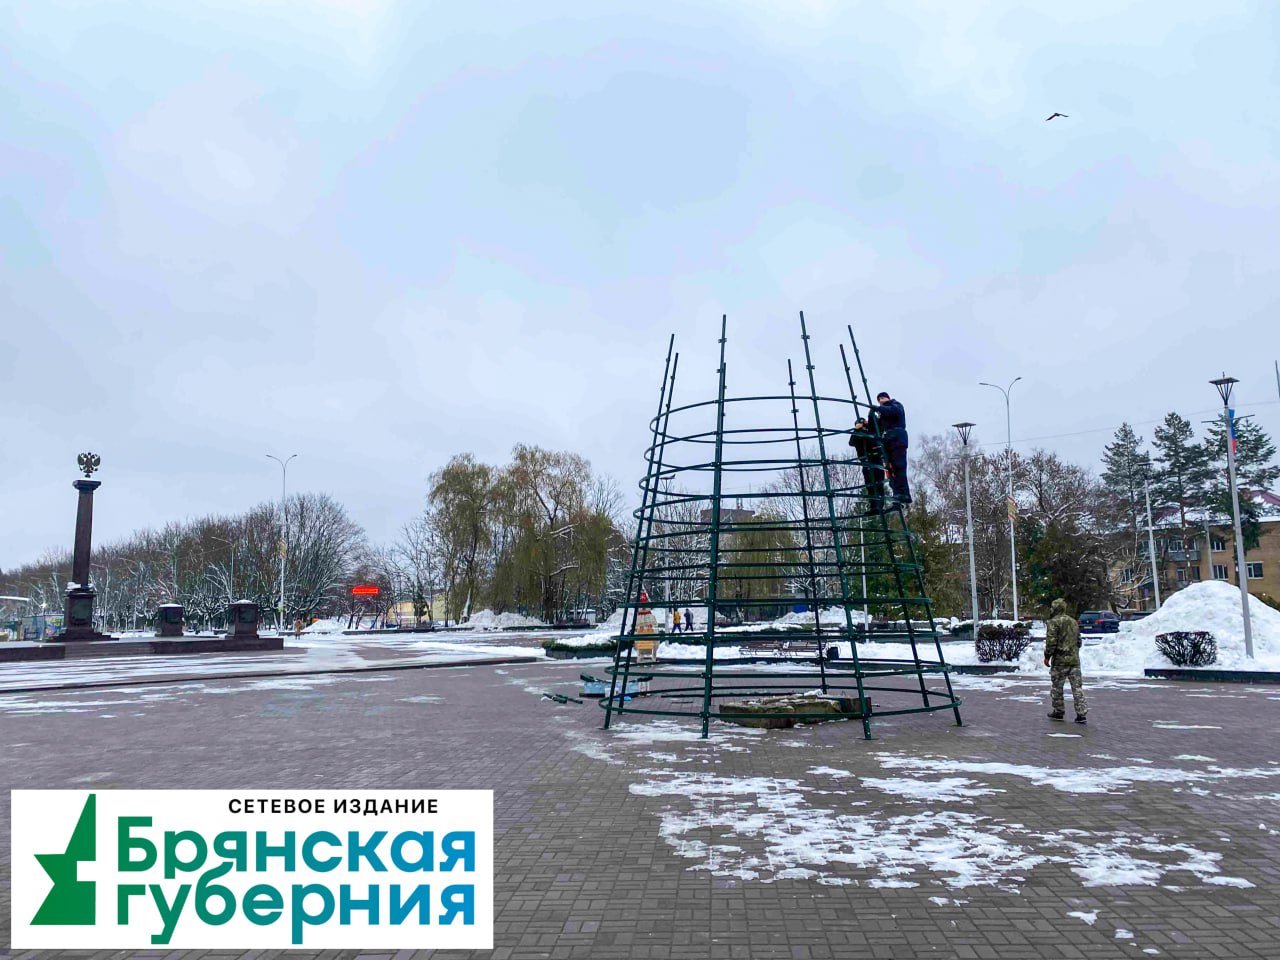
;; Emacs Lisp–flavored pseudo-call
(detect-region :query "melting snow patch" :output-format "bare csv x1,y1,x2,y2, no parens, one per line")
1174,755,1217,762
876,754,1280,796
860,777,1003,803
1047,733,1082,738
1152,722,1221,730
1068,910,1098,925
1115,928,1134,939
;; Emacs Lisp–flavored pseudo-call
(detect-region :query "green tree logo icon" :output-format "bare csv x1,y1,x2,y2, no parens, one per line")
32,793,97,925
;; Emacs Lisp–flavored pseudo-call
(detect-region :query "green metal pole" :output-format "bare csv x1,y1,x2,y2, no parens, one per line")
798,312,874,739
605,336,675,728
847,325,962,726
838,342,932,709
700,315,730,738
787,360,828,692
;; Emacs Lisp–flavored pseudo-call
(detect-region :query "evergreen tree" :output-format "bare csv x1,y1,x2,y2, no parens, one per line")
1151,413,1212,580
1100,423,1151,537
1203,415,1279,554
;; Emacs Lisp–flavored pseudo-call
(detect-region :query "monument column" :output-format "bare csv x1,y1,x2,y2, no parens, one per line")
62,452,108,641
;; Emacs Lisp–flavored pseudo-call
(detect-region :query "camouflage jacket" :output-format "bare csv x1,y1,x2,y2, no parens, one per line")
1044,614,1081,668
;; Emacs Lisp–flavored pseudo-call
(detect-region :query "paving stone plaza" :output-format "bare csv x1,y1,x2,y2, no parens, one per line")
2,639,1279,960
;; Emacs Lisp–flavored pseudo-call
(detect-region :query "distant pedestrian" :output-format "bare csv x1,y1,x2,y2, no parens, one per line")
671,608,682,632
869,391,911,505
684,608,695,633
293,617,304,639
847,417,886,515
1044,598,1087,724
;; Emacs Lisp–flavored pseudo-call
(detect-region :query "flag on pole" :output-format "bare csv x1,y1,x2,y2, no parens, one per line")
1228,408,1238,455
1007,495,1017,522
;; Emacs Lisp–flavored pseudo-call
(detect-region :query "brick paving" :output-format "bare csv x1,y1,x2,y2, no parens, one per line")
1,660,1278,959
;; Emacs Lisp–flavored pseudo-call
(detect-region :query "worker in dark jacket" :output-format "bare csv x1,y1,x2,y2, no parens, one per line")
869,391,911,504
847,418,885,515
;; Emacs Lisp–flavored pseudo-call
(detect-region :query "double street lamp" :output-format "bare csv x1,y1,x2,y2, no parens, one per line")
266,453,297,631
1210,375,1254,658
952,422,981,633
979,377,1021,620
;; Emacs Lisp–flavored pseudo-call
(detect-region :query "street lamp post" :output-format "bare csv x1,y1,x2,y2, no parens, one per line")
953,422,981,633
979,377,1022,620
1210,376,1254,658
210,535,236,604
1143,477,1161,610
266,454,297,632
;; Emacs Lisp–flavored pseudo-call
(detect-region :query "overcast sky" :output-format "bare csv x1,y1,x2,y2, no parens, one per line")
3,0,1278,566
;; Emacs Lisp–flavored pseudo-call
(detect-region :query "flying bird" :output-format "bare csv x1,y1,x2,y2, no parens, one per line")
1045,112,1068,121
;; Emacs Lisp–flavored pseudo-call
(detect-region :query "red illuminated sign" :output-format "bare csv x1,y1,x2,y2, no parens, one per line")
351,584,380,597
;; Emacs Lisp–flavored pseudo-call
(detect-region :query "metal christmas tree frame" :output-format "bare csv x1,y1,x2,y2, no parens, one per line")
602,314,963,739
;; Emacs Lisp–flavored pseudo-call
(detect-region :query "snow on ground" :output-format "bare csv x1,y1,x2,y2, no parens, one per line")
457,609,547,630
540,715,1261,893
0,630,542,692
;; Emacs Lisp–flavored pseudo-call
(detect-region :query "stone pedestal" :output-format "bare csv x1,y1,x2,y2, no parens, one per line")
156,603,184,638
61,477,109,641
227,601,261,640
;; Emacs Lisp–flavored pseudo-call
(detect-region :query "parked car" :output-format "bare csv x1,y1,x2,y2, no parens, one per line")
1119,610,1153,622
1078,610,1120,633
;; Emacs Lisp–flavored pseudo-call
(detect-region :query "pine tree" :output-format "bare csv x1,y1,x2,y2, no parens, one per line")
1203,415,1280,554
1151,413,1213,581
1203,415,1280,494
1101,423,1151,537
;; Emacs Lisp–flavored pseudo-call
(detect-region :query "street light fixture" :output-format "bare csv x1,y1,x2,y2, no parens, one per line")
209,534,237,603
979,377,1022,619
266,453,298,632
1210,375,1254,658
952,422,981,633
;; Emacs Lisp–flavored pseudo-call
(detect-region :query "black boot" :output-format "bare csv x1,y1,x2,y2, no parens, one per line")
1047,711,1065,721
1075,715,1088,725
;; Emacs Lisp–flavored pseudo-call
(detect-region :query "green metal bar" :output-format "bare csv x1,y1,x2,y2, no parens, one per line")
613,350,683,723
787,359,827,692
838,340,933,710
798,312,874,739
605,335,674,729
847,324,963,727
699,315,730,738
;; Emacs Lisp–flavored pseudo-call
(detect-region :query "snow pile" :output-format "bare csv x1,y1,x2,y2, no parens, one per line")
302,618,345,634
774,607,872,628
458,609,546,630
1011,581,1280,676
1129,581,1280,670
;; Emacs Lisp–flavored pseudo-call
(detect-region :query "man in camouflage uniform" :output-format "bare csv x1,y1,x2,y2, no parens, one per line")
1044,597,1088,724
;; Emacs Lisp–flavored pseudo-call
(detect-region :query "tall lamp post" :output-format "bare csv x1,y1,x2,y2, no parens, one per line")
210,534,237,604
979,377,1022,620
1142,476,1161,610
266,454,297,632
953,422,981,634
1209,376,1254,658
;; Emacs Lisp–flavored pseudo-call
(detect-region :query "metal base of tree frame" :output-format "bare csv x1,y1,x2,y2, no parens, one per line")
602,314,964,740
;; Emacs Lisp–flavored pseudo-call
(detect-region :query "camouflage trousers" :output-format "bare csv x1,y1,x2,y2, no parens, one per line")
1050,664,1087,716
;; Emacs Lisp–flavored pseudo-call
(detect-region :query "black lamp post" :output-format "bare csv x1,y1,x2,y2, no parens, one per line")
1210,375,1254,658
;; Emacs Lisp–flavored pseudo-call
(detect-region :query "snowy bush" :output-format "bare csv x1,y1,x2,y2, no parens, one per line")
975,625,1032,663
1154,631,1218,667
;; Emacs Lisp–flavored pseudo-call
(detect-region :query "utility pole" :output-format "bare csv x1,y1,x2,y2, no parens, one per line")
1210,376,1253,658
953,422,981,631
266,454,297,632
980,377,1021,619
1143,478,1161,610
